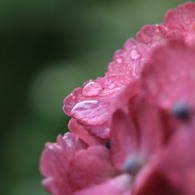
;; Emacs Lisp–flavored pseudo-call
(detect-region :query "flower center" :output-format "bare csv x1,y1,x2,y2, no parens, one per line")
123,158,142,176
172,102,191,121
104,141,111,149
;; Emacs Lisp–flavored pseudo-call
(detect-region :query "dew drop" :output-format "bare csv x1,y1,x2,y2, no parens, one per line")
82,82,103,96
130,50,141,60
71,100,99,114
116,57,123,64
72,95,76,100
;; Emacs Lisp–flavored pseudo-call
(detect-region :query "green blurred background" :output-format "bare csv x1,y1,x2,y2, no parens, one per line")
0,0,192,194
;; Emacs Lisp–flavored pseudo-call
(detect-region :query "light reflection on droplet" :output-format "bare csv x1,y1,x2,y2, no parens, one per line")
130,50,141,60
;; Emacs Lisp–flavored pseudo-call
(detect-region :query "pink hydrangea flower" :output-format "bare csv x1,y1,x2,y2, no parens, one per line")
63,2,195,140
40,2,195,195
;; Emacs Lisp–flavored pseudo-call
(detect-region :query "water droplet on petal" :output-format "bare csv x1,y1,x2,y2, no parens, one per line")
116,57,123,64
101,128,110,137
82,82,103,96
104,78,116,89
48,145,54,150
70,100,109,125
72,95,76,100
71,100,99,114
130,50,141,60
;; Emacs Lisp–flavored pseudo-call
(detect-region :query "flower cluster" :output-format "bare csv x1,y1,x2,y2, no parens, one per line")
40,2,195,195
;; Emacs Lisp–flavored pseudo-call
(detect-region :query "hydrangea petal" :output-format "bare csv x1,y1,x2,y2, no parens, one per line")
70,99,109,125
159,123,195,194
63,75,128,126
73,174,132,195
165,2,195,29
40,133,88,195
137,25,168,44
68,146,116,190
68,119,107,145
164,2,195,47
134,168,179,195
110,82,165,170
110,108,138,170
141,40,195,109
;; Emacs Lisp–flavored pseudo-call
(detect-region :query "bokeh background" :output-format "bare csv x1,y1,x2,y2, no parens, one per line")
0,0,192,194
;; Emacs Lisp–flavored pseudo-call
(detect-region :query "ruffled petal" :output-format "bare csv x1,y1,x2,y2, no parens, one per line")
141,39,195,110
110,82,165,171
68,118,107,145
68,146,116,190
159,123,195,195
164,2,195,47
40,133,88,195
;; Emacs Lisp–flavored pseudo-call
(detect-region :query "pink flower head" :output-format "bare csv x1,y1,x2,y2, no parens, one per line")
63,2,195,139
40,2,195,195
